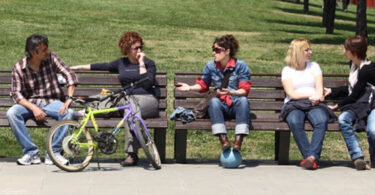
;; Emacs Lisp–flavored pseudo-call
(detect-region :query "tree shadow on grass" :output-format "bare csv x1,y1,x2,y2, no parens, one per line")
266,17,375,43
277,7,360,22
266,18,359,33
282,29,322,35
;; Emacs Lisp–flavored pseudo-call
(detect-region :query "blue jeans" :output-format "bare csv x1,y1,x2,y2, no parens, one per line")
367,109,375,159
286,108,328,161
338,111,365,160
6,101,75,156
208,96,250,135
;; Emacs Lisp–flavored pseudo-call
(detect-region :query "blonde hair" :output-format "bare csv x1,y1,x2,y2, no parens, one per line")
285,38,311,69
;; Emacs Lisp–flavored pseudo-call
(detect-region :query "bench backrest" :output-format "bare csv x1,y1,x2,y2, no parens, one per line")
0,69,167,109
0,70,167,128
174,72,348,114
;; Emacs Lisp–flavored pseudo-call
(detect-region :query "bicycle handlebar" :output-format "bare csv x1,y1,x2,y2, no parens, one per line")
73,77,150,104
111,77,150,95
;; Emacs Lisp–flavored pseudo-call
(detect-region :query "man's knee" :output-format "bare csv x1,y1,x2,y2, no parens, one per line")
6,106,22,120
61,109,75,120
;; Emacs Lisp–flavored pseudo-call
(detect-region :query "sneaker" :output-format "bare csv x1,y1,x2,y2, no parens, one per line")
44,154,53,165
354,158,369,170
55,153,69,165
301,157,318,170
45,153,69,165
17,153,41,165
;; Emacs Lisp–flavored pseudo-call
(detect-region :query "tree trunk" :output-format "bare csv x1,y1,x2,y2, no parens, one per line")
296,0,300,3
325,0,336,34
322,0,327,27
304,0,309,14
356,0,368,38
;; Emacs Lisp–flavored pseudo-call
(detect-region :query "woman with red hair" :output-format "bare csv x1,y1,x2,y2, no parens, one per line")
71,31,159,167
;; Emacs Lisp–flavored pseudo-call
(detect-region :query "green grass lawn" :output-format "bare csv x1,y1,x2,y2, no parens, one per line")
1,0,374,161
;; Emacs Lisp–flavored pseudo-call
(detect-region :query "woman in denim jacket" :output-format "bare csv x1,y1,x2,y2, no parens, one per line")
177,34,252,152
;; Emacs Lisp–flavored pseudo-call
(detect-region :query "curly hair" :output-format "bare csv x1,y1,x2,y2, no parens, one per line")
285,38,311,69
118,31,143,55
344,36,367,60
213,34,239,57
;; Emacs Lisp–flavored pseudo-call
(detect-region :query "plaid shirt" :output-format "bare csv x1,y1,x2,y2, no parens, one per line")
10,52,79,105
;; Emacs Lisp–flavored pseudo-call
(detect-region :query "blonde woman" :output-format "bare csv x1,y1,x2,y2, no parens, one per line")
281,38,328,170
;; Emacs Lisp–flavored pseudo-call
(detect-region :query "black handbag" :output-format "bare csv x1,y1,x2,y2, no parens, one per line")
194,69,233,118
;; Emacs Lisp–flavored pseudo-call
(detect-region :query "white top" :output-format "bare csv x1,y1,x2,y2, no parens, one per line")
348,59,369,94
281,61,322,103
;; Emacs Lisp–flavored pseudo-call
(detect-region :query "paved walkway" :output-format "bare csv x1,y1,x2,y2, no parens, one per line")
0,159,374,195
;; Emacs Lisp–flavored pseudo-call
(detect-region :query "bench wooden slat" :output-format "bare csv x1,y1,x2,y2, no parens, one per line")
174,75,348,88
174,121,340,131
0,98,167,109
0,87,167,98
174,89,285,99
0,117,167,128
0,73,167,86
174,99,284,110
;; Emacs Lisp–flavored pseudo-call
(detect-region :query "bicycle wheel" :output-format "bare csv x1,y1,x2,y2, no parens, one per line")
133,118,161,169
46,120,94,172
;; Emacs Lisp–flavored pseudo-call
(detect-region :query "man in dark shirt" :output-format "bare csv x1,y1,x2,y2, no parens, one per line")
7,34,79,165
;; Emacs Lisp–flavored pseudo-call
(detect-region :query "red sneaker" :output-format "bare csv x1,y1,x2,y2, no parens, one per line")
301,157,318,170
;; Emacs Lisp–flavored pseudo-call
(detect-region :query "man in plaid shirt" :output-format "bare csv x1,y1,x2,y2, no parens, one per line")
6,34,79,165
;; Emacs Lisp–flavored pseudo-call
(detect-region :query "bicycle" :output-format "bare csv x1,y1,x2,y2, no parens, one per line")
46,78,162,172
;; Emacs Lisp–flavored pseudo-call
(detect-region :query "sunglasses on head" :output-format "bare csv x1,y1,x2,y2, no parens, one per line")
212,47,226,54
130,45,144,51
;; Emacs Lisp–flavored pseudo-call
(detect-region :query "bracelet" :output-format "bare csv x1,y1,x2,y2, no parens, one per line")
66,95,74,100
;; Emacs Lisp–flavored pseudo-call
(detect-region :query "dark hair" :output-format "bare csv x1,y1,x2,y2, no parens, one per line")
213,34,239,57
118,31,143,55
25,34,49,59
344,36,367,60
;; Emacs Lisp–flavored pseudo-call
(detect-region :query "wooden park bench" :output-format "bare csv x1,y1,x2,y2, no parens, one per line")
173,72,349,164
0,70,168,163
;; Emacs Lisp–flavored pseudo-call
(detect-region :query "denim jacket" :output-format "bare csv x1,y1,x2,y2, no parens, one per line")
198,59,251,104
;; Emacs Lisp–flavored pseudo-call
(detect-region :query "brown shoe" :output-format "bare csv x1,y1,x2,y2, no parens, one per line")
120,153,138,167
218,134,230,151
233,134,244,152
354,158,369,170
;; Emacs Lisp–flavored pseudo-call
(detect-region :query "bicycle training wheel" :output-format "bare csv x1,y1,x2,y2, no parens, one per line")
133,118,162,169
46,120,94,172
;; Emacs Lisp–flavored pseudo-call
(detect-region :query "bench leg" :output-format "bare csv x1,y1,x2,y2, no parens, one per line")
154,128,166,163
174,129,187,163
275,131,290,165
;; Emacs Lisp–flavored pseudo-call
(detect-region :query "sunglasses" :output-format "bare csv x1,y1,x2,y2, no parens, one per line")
212,47,226,54
130,45,144,51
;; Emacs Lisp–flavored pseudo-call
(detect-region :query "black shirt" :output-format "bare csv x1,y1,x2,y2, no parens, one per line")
330,62,375,107
90,57,156,95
